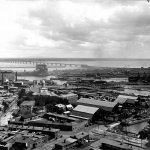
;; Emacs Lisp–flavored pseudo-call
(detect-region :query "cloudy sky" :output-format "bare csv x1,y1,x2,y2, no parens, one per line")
0,0,150,58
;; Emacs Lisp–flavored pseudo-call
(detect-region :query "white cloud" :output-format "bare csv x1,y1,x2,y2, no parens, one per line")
0,0,150,58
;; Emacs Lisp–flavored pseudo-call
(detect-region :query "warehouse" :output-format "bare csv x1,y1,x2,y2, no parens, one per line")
114,95,137,105
71,105,99,121
60,93,78,103
76,98,119,122
76,98,118,112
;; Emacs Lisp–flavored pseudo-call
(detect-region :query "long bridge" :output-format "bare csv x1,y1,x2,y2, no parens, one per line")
0,59,88,68
8,61,82,67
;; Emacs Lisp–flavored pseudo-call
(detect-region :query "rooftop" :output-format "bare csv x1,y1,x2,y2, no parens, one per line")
60,93,77,97
77,98,117,111
41,90,50,96
73,105,99,114
114,95,137,104
20,101,35,106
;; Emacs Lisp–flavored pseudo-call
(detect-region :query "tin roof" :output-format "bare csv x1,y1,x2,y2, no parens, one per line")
61,93,77,98
77,98,117,111
73,105,99,114
20,101,35,106
114,95,137,104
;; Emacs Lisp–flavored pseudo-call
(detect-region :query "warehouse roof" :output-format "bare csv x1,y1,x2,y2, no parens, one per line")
114,95,137,104
73,105,99,114
77,98,117,111
61,93,77,98
20,101,35,106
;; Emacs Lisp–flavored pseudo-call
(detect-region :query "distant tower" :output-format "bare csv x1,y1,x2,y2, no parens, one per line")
16,72,17,81
41,80,45,87
33,80,38,87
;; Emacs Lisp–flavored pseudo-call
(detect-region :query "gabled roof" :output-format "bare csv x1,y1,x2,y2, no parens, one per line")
41,90,50,96
30,85,40,93
114,95,137,104
77,98,117,111
61,93,77,97
20,101,35,106
73,105,99,114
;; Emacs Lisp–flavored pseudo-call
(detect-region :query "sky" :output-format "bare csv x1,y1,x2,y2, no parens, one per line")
0,0,150,58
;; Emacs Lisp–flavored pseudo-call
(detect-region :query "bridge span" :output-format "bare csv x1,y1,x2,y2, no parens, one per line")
3,61,87,68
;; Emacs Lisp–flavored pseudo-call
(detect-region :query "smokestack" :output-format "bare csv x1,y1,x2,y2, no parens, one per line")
2,72,3,86
16,72,17,81
33,80,38,87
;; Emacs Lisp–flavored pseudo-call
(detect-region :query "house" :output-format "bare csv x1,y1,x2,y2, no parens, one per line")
20,101,35,115
60,93,78,103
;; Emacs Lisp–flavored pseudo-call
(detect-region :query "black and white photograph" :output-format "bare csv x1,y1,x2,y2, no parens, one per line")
0,0,150,149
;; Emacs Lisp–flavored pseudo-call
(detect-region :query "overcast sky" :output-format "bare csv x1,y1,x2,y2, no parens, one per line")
0,0,150,58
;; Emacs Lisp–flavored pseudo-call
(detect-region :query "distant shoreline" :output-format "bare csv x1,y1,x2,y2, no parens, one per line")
0,58,149,61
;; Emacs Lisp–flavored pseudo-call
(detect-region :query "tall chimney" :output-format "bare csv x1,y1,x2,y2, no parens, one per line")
2,72,3,86
15,72,17,81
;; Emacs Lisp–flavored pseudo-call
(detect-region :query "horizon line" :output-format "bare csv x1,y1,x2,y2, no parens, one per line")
0,58,150,60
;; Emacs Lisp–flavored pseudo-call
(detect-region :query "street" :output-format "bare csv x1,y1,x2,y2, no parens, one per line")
0,102,18,126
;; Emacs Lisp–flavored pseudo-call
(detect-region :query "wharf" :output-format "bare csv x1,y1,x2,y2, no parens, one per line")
91,129,148,149
121,118,150,126
89,138,146,150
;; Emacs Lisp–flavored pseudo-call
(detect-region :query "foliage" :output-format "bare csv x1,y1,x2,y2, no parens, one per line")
34,95,69,106
72,102,77,108
18,90,70,113
46,104,54,112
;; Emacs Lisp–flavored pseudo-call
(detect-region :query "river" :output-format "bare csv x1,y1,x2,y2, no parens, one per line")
1,59,150,72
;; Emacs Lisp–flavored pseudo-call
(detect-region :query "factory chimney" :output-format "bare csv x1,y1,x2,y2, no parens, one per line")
33,80,38,87
16,72,17,81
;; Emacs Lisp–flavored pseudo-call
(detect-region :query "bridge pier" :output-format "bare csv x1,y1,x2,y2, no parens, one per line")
0,60,82,68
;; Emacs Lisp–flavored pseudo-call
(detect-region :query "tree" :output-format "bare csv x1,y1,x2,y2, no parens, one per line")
18,89,26,99
72,102,77,108
46,104,54,112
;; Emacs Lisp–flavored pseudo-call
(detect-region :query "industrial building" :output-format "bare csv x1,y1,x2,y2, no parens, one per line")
55,132,89,150
0,125,57,150
20,101,35,115
76,98,118,112
60,93,78,103
71,105,99,121
9,112,89,131
75,98,120,122
0,71,16,85
114,95,138,104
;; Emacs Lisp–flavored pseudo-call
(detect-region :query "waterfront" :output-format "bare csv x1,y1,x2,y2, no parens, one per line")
1,59,150,150
17,75,150,135
124,121,148,134
1,59,150,72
